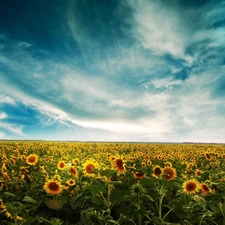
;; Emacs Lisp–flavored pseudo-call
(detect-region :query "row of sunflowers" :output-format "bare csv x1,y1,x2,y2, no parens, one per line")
1,141,225,224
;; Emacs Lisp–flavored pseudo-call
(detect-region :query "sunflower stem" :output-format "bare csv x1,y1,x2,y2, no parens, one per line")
158,195,163,220
137,197,142,225
158,184,166,221
106,178,112,218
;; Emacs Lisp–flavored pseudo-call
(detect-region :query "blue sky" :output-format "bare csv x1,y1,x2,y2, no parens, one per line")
0,0,225,142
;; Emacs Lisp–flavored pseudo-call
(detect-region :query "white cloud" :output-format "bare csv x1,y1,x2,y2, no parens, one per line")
131,0,193,63
0,131,5,138
151,78,181,89
0,94,16,105
0,112,7,119
0,122,24,136
18,41,32,48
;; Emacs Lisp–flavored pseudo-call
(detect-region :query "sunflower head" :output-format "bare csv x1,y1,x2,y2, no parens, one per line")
133,171,146,179
152,165,162,178
43,179,63,195
163,167,176,181
182,179,199,195
68,166,78,178
164,162,172,168
72,158,79,165
66,179,76,186
57,161,66,170
205,153,211,161
83,159,99,177
195,169,203,176
26,154,38,166
200,183,211,195
113,158,126,174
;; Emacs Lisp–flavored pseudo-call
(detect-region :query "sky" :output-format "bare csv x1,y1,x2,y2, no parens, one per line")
0,0,225,142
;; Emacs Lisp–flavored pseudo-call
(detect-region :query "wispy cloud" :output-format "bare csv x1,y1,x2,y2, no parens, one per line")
0,122,24,136
0,132,5,138
131,0,193,63
0,112,7,119
0,94,15,105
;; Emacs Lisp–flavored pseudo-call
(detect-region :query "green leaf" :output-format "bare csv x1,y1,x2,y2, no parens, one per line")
44,199,63,210
69,190,90,209
122,195,133,202
4,192,16,197
23,196,37,204
100,169,115,178
85,182,106,194
150,217,164,225
23,216,38,224
207,201,221,214
91,196,104,206
145,194,154,202
37,216,51,224
108,219,120,224
49,218,64,225
4,202,18,215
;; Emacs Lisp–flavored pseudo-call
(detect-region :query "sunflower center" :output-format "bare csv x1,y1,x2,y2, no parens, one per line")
59,163,65,168
136,172,144,177
186,182,196,191
115,159,124,169
70,168,77,174
202,184,209,192
28,156,35,162
49,182,59,191
154,167,162,176
86,164,95,173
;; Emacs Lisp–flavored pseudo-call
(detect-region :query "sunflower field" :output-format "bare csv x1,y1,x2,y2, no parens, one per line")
1,141,225,225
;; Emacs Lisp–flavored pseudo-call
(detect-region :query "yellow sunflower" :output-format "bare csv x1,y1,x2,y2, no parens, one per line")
200,183,211,195
205,153,211,161
68,166,78,178
66,179,76,186
72,158,79,165
113,158,126,174
133,171,146,179
43,179,63,195
182,179,199,195
195,169,203,176
26,154,38,166
83,159,99,177
164,161,172,168
163,167,176,181
57,161,66,170
152,165,162,178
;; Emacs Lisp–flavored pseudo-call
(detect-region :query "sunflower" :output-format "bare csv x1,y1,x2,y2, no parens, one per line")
57,161,66,170
146,160,152,166
43,179,62,195
83,159,99,177
163,167,176,181
26,154,38,166
152,165,162,178
200,183,211,195
113,158,126,174
68,166,78,178
182,179,199,195
66,179,76,186
205,153,211,161
195,169,203,176
133,171,146,179
164,162,172,168
72,158,79,165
